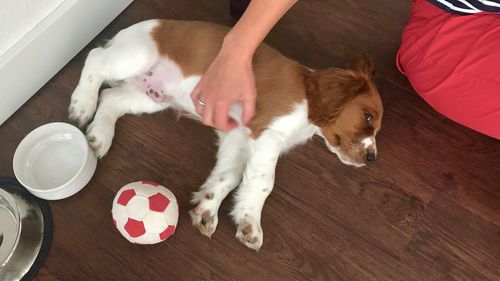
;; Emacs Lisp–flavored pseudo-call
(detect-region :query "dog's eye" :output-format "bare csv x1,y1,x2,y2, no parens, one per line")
364,112,373,125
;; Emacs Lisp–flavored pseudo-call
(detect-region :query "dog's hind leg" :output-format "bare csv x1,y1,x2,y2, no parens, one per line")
189,129,250,238
86,85,167,158
69,20,160,127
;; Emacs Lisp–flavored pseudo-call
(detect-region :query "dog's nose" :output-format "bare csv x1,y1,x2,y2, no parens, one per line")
365,153,376,164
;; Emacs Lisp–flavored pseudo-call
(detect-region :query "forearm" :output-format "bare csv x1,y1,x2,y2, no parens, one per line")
222,0,297,60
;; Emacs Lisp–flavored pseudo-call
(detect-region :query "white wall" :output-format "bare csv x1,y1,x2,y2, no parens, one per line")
0,0,133,126
0,0,65,55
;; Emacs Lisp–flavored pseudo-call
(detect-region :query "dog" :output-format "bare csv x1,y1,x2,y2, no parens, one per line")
69,19,383,251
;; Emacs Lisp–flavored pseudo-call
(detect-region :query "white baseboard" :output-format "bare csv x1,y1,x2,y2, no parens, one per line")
0,0,133,126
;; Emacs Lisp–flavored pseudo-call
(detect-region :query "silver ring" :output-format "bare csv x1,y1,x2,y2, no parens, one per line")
197,98,206,107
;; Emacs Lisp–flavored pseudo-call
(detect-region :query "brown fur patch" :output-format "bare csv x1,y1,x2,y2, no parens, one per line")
151,20,305,138
152,20,228,76
305,68,371,127
247,57,307,138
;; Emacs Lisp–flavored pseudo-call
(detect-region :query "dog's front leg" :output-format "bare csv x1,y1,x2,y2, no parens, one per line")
190,129,250,238
231,131,283,251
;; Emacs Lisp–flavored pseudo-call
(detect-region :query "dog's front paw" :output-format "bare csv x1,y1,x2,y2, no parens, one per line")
69,87,98,127
235,217,263,251
86,119,114,158
189,191,219,238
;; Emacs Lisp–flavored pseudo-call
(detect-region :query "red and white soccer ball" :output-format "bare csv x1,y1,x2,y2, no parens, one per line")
112,181,179,244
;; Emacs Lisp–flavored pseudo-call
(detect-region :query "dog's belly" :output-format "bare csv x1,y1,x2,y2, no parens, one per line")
129,58,244,125
131,59,185,103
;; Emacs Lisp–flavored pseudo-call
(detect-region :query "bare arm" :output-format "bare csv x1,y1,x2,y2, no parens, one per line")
225,0,297,58
191,0,298,131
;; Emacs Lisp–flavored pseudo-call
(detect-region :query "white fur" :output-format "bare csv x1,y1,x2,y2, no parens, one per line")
69,20,363,251
190,102,315,250
86,85,167,157
362,137,377,155
362,137,373,148
315,130,362,167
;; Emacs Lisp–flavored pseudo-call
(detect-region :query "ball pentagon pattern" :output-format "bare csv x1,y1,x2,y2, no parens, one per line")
112,181,179,244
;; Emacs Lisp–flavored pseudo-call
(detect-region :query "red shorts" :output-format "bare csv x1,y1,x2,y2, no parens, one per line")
397,0,500,139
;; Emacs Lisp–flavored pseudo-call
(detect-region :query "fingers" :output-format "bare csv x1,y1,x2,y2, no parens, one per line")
191,83,201,103
202,101,214,128
190,75,256,130
191,82,203,115
191,85,240,131
195,95,254,131
214,103,236,131
195,99,204,116
191,80,218,128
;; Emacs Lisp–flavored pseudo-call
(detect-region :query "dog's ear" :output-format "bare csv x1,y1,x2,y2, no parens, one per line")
305,69,369,127
351,52,374,78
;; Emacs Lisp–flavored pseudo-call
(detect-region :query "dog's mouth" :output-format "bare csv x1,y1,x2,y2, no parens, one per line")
324,141,366,167
335,153,366,168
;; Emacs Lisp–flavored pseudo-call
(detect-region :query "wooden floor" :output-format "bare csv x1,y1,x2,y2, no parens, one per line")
1,0,499,280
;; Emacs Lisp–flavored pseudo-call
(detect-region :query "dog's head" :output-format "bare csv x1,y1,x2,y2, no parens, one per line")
305,53,383,167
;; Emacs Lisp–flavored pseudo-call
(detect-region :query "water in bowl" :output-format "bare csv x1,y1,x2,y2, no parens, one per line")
23,133,86,190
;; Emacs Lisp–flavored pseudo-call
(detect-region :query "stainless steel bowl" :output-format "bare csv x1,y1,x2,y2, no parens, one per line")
0,188,22,269
0,179,51,281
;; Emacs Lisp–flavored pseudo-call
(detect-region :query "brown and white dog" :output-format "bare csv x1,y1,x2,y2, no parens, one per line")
69,19,383,251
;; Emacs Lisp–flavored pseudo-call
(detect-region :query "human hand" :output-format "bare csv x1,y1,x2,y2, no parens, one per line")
191,44,257,131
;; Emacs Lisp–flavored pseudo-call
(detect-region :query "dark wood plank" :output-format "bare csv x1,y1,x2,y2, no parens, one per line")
268,0,414,92
33,267,60,281
401,193,500,280
0,0,499,280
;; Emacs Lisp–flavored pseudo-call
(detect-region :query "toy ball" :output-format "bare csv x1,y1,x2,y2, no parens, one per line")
112,181,179,244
